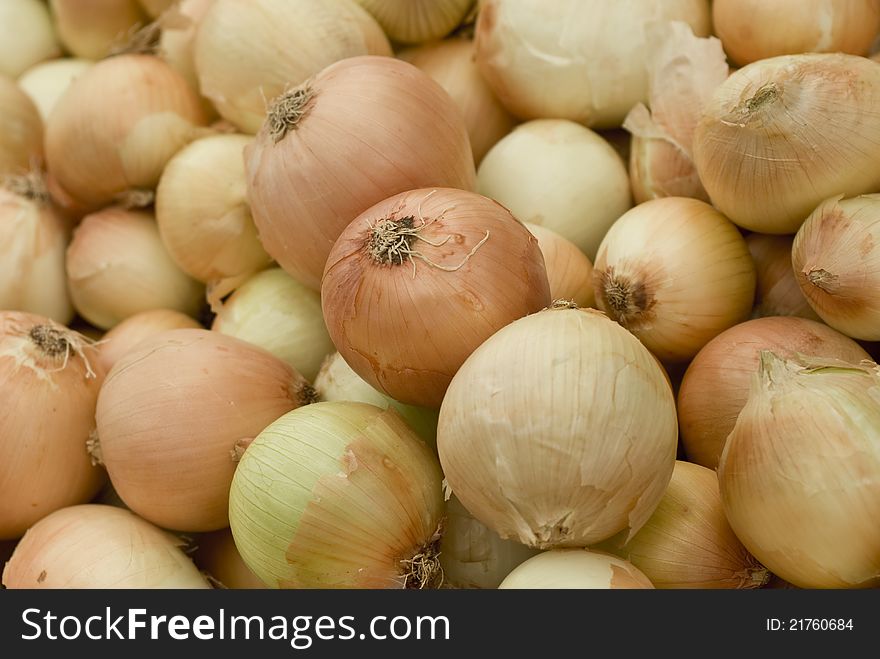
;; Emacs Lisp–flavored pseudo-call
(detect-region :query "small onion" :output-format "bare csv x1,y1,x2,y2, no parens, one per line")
17,58,93,122
398,37,515,164
593,197,756,362
793,194,880,341
96,328,314,531
97,309,202,374
212,268,334,382
0,312,105,540
747,233,819,321
45,54,208,210
713,0,880,67
66,207,205,330
0,75,43,178
246,56,476,290
354,0,474,44
498,549,654,589
2,505,210,589
0,0,60,79
678,317,870,469
322,187,550,408
50,0,148,60
438,305,678,548
719,353,880,588
194,0,391,133
525,223,594,309
478,119,631,260
229,401,445,589
596,461,768,589
194,529,265,589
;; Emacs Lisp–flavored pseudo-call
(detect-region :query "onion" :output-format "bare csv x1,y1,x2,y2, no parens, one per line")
694,54,880,234
246,56,476,290
95,328,313,531
194,0,391,133
713,0,880,67
97,309,202,374
193,529,265,589
438,305,678,548
45,54,208,210
793,194,880,341
0,0,60,78
498,549,654,589
477,119,631,260
139,0,175,18
66,207,205,330
229,401,444,589
156,133,271,297
0,312,105,540
719,352,880,588
0,175,73,324
2,505,210,589
211,268,333,382
596,461,768,589
524,223,594,308
354,0,474,44
678,317,870,469
593,197,756,362
158,0,214,95
322,187,550,408
50,0,148,60
441,496,538,589
0,75,43,178
474,0,711,128
747,233,819,321
398,37,515,164
17,58,93,123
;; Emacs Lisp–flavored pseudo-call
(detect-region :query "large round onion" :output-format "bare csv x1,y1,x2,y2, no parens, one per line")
498,549,654,589
0,75,43,178
17,58,93,122
354,0,474,44
438,305,678,548
246,56,476,290
0,0,60,78
322,187,550,408
97,309,202,374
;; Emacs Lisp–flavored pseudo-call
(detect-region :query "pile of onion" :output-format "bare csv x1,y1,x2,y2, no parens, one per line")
0,75,43,178
747,233,819,320
498,550,654,589
0,0,59,78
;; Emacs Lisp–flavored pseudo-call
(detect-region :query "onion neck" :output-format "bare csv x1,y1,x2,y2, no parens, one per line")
2,171,49,204
806,267,838,293
402,527,444,589
267,84,315,143
598,269,652,328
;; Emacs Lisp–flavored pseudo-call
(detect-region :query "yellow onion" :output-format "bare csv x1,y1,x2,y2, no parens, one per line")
498,549,654,589
66,207,205,330
354,0,474,44
719,353,880,588
793,194,880,341
193,529,265,589
230,402,444,589
474,0,711,129
596,461,768,589
2,505,210,589
713,0,880,67
0,312,105,540
747,233,819,321
0,0,60,78
212,268,333,382
322,187,550,408
0,176,73,324
593,197,756,362
156,133,271,298
441,496,538,589
96,328,313,531
678,317,870,469
438,305,677,548
524,223,594,309
139,0,175,18
477,120,631,260
694,54,880,234
45,54,208,210
194,0,391,133
0,75,43,178
17,58,93,122
97,309,202,374
246,56,476,290
398,37,515,164
158,0,214,95
50,0,148,60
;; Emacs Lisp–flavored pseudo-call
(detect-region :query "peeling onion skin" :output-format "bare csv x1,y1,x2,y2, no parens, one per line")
498,549,654,589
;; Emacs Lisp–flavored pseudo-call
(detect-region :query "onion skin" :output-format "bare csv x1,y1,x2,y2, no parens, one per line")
322,187,550,408
17,58,93,123
746,233,819,321
498,549,654,589
97,309,202,374
678,317,870,469
194,529,266,589
354,0,475,44
0,75,43,178
50,0,148,60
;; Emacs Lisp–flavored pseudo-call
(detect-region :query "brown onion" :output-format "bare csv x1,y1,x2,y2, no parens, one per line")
97,309,202,374
747,233,819,321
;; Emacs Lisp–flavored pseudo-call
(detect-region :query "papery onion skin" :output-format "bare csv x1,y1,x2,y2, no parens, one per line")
0,75,43,178
438,306,678,549
229,401,444,589
678,317,870,469
694,53,880,234
97,309,202,374
2,505,210,589
0,312,106,540
194,529,266,589
498,549,654,589
719,353,880,589
322,187,550,408
17,58,93,123
96,328,313,531
50,0,148,60
747,233,820,321
525,223,595,309
0,0,60,79
246,56,476,290
354,0,474,44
